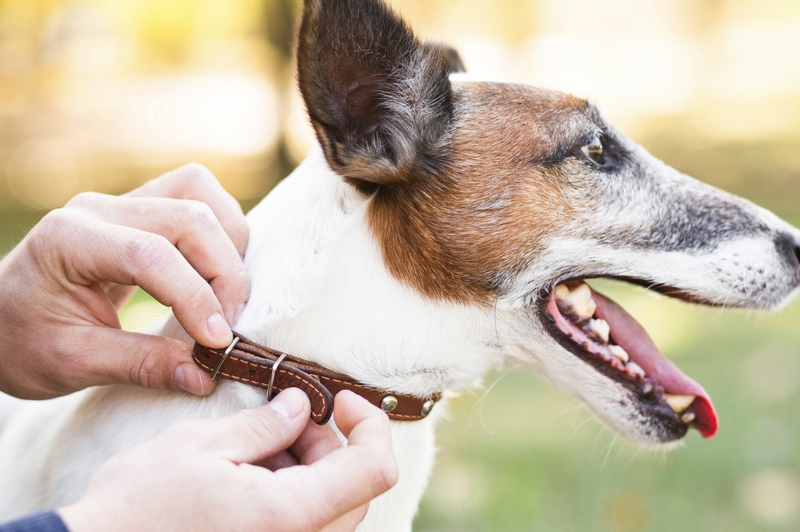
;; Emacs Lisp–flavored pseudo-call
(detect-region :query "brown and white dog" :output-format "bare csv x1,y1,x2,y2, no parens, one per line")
1,0,799,529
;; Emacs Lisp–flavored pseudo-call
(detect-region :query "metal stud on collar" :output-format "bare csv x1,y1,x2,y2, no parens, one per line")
420,399,435,418
210,336,240,380
380,395,398,413
267,353,288,401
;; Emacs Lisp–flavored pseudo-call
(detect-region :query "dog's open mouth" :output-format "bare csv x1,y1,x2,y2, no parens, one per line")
541,280,718,440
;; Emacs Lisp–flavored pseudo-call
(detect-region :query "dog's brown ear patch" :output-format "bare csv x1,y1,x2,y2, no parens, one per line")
297,0,456,186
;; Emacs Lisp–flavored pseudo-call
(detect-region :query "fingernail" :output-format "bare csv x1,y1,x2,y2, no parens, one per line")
174,363,207,396
233,303,247,326
207,312,231,341
268,388,307,419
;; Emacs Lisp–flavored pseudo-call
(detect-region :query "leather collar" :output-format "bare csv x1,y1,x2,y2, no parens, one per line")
192,332,441,424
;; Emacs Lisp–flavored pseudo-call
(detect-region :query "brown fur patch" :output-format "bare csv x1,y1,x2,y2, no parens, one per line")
368,82,594,304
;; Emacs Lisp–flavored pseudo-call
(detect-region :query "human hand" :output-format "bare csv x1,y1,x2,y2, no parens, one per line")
58,389,398,532
0,164,249,399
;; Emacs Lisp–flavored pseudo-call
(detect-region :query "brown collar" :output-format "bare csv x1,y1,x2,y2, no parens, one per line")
192,332,441,425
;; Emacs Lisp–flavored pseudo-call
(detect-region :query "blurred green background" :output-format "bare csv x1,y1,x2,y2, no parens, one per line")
2,0,800,530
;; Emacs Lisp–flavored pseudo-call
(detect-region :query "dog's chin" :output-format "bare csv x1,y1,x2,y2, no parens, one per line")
531,277,720,444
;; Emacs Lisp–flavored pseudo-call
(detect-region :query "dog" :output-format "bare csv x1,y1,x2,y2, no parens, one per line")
1,0,799,529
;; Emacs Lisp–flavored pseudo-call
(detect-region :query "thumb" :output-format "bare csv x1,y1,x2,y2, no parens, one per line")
188,388,312,464
81,327,217,395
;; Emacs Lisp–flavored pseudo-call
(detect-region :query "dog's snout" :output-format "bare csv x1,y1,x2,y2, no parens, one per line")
776,233,800,272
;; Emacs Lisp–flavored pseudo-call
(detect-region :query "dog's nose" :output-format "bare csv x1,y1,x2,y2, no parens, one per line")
776,233,800,271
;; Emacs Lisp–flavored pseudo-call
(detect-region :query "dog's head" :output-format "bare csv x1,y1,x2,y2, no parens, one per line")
296,0,800,444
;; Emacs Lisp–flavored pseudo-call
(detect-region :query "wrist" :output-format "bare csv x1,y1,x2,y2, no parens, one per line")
57,500,104,532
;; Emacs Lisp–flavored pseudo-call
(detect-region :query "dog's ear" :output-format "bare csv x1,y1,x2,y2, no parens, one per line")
426,42,466,75
297,0,458,185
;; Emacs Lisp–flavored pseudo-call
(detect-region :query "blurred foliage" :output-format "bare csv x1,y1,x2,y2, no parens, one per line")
2,0,800,530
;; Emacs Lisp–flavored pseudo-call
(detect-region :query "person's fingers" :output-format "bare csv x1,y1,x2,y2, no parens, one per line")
66,193,249,323
180,388,311,464
327,391,394,447
256,449,300,471
39,209,233,348
271,391,398,523
125,164,249,258
291,418,344,465
318,505,370,532
101,283,138,309
70,326,217,396
258,415,344,471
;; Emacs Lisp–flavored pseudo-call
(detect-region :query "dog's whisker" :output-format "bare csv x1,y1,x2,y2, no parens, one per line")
478,400,494,436
591,424,607,456
567,412,597,442
624,442,647,469
459,371,508,435
718,285,735,322
570,404,586,426
601,432,619,470
613,437,628,461
540,402,584,425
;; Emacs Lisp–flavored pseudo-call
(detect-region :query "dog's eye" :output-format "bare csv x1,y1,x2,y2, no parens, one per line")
581,137,604,165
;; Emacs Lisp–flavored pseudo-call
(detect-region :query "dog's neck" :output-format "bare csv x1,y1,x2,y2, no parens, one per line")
234,148,503,397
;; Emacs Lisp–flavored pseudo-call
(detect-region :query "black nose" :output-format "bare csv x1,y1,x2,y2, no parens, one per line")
776,233,800,270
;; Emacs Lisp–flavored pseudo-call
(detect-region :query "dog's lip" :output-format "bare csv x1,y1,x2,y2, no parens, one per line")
591,290,718,438
538,279,719,439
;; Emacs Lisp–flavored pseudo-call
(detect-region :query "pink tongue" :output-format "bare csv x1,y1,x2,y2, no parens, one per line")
592,291,718,438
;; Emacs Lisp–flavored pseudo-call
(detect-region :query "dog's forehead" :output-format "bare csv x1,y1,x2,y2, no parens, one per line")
451,81,597,164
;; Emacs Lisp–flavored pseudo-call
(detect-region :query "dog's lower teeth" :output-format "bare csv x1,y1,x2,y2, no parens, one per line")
588,319,610,343
681,412,696,424
608,344,629,362
627,361,645,378
665,393,696,413
562,283,596,319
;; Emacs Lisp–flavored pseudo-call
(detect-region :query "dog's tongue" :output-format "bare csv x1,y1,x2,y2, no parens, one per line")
592,291,718,438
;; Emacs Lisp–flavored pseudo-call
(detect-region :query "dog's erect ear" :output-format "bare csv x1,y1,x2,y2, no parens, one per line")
298,0,457,185
426,42,466,75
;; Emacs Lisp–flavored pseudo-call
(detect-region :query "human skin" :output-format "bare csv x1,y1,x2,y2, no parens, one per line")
0,163,250,399
58,389,398,532
0,165,397,531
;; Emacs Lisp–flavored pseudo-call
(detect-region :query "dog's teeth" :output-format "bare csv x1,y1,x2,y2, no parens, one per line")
588,319,610,343
681,412,696,424
665,394,696,414
563,283,596,319
553,284,570,301
608,344,629,362
627,361,645,378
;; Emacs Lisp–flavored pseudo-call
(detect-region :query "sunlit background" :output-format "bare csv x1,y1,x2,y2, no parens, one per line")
2,0,800,530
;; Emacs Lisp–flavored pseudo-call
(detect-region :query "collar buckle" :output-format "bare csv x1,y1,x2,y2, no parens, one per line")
210,336,240,380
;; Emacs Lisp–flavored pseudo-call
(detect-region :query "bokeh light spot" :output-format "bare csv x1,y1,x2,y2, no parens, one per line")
739,469,800,526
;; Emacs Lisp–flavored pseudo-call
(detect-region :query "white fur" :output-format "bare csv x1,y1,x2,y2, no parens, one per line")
0,149,502,530
0,113,798,529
